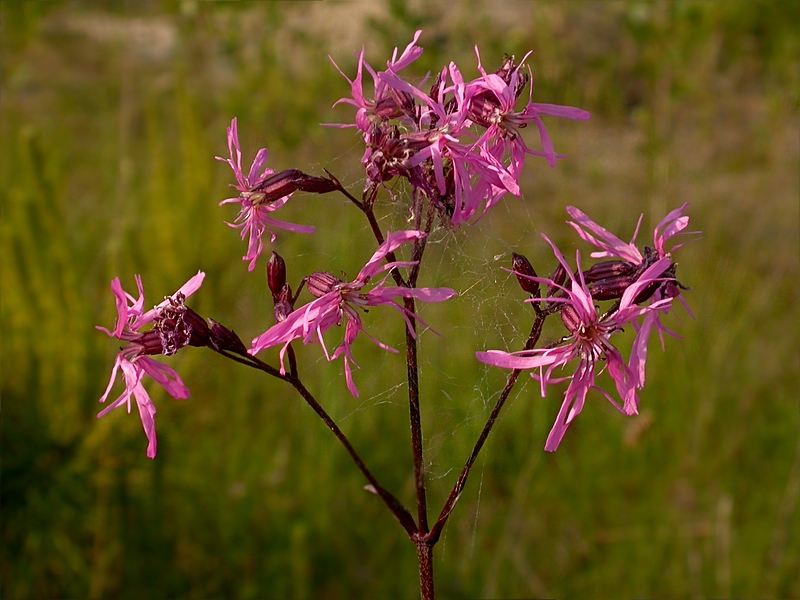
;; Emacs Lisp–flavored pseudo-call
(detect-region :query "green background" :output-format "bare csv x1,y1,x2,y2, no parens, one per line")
2,1,798,598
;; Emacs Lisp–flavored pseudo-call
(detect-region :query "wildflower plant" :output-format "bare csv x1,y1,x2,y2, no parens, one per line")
96,31,697,598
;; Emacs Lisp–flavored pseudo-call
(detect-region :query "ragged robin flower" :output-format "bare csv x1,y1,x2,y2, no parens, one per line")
476,236,675,451
329,30,592,226
216,118,316,271
565,204,698,391
97,271,206,458
467,49,591,171
250,230,457,397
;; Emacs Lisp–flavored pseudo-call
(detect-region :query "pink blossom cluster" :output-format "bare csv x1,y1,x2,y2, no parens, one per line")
329,30,590,225
96,30,696,459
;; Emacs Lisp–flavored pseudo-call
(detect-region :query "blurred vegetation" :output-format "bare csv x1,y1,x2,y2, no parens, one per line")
1,1,798,598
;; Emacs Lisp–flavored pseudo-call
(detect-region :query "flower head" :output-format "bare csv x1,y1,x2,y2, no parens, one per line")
97,271,206,458
216,118,315,271
329,31,591,226
468,49,591,170
329,30,425,135
476,237,674,451
565,204,699,389
251,230,457,397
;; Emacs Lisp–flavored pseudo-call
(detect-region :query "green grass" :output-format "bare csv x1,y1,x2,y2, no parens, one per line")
2,1,798,598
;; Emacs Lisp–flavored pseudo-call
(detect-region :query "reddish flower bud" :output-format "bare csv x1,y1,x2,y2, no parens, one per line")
267,252,287,299
250,169,303,203
294,175,338,194
208,318,248,354
547,263,568,297
582,260,636,283
560,304,582,333
511,252,540,297
587,275,638,301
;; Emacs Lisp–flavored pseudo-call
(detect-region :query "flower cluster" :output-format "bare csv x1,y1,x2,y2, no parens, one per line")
329,30,591,225
477,205,695,451
97,30,696,463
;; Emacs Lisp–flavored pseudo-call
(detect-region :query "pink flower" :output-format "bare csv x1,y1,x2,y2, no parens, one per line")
375,64,520,225
565,204,698,389
329,32,591,226
250,230,457,397
216,118,315,271
468,49,591,169
97,271,205,458
476,237,673,451
565,203,692,265
329,30,425,134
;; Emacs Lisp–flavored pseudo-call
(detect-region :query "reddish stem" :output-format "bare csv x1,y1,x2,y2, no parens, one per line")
415,536,435,600
428,312,546,542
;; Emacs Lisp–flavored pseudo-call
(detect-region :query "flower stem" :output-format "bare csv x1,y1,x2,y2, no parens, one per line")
428,312,546,541
415,537,435,600
404,306,429,532
214,340,418,535
287,375,419,536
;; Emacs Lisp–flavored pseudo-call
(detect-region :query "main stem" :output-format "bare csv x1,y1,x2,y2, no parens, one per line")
407,198,436,597
405,309,428,532
415,538,434,600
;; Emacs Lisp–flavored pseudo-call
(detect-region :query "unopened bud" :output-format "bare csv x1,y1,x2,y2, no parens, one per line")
547,263,568,297
267,252,287,298
584,260,638,301
511,252,540,297
560,305,581,333
251,169,303,202
273,284,293,323
587,275,637,301
582,260,636,283
208,318,248,354
294,175,338,194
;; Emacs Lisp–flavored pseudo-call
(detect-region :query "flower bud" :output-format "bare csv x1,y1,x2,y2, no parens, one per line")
582,260,636,283
250,169,303,203
294,175,338,194
208,318,248,354
273,284,293,323
267,251,287,299
511,252,540,297
560,304,581,334
587,275,637,301
547,263,568,297
584,261,638,301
